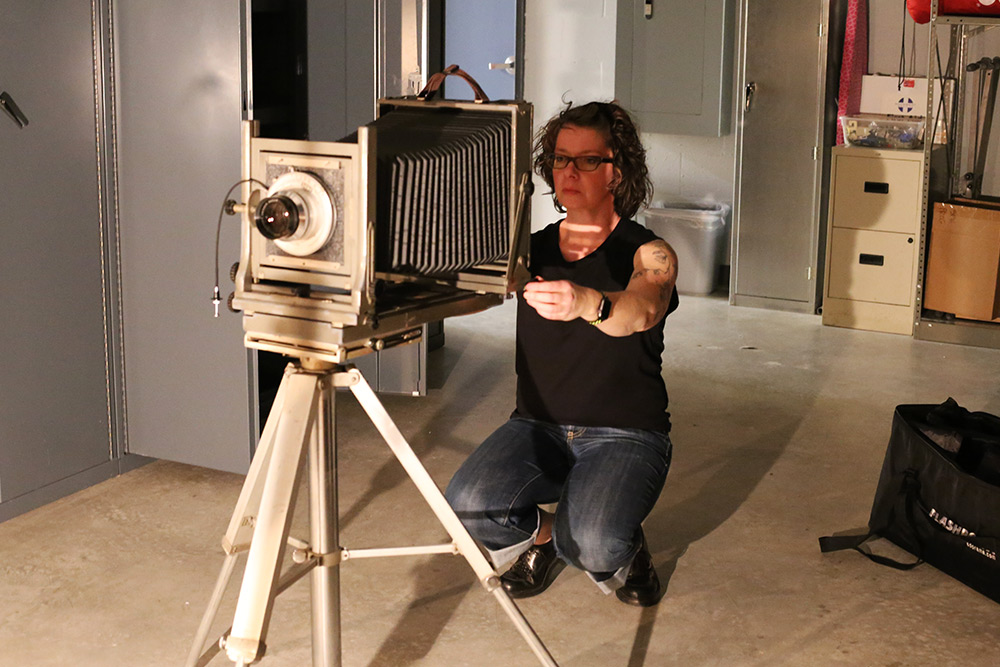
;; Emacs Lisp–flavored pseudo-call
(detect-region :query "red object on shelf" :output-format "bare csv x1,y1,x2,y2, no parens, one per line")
907,0,1000,25
837,0,868,145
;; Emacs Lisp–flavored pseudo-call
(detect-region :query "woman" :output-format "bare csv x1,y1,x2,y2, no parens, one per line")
445,101,678,607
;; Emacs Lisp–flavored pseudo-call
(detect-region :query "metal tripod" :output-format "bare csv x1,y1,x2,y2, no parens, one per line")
186,359,557,667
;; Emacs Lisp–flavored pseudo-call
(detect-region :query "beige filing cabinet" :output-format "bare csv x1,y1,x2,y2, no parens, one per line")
822,146,923,335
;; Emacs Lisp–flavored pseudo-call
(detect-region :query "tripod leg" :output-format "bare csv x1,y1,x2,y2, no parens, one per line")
225,371,319,665
185,553,239,667
224,363,295,552
307,373,340,666
186,365,296,666
345,369,558,667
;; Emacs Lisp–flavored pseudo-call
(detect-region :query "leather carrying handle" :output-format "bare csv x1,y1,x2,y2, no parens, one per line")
417,64,490,103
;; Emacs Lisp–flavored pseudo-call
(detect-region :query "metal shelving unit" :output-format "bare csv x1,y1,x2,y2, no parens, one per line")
914,1,1000,348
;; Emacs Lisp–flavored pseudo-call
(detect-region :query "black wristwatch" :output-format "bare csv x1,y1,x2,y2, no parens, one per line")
588,293,612,325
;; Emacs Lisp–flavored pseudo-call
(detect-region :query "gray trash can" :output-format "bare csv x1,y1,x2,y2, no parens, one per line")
641,203,730,295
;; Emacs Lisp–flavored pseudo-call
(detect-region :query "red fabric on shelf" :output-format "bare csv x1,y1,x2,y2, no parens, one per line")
908,0,1000,25
837,0,869,145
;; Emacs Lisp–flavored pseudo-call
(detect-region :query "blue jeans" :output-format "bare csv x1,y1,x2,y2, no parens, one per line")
445,418,672,593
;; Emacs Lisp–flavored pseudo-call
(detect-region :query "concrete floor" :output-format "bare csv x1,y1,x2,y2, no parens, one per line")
2,295,1000,666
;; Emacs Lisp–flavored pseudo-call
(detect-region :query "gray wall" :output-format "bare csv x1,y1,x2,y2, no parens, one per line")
308,1,377,141
868,5,944,77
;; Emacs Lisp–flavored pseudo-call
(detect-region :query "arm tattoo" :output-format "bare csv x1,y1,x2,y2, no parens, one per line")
649,240,672,267
631,267,665,280
635,240,676,304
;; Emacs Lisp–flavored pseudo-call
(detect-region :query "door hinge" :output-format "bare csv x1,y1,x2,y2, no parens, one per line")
807,266,812,281
812,146,819,161
818,23,825,38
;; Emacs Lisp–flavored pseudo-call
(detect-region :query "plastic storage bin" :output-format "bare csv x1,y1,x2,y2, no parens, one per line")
840,114,925,149
641,203,729,295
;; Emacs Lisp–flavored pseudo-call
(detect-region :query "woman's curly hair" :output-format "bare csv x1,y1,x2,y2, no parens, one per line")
533,101,652,221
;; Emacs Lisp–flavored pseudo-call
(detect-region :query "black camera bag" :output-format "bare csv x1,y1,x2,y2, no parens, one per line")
820,401,1000,603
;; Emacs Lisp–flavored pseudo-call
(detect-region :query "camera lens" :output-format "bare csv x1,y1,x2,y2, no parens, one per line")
255,195,300,240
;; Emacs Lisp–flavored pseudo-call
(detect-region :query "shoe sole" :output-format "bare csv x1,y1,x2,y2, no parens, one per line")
615,587,662,607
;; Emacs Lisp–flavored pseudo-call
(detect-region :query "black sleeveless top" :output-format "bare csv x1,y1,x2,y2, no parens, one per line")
512,219,678,432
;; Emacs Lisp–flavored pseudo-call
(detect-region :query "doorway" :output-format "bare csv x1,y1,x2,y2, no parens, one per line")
442,0,523,101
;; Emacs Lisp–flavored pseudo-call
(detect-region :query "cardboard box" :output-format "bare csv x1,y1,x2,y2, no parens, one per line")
924,202,1000,321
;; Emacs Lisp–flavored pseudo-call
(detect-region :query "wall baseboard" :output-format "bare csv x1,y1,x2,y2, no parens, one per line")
0,455,154,524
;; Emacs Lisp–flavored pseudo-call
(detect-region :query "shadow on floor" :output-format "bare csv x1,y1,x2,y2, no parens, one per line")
364,556,475,666
623,378,817,664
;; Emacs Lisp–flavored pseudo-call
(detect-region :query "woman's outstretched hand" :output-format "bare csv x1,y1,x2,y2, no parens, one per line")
522,277,601,322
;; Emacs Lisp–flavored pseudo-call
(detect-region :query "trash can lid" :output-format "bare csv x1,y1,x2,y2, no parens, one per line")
642,202,729,230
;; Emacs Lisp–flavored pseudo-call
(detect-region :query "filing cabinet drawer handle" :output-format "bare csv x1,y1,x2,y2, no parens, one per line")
863,181,889,194
859,253,885,266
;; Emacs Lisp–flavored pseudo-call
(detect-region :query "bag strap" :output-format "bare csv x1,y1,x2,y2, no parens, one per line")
417,64,491,103
818,469,925,570
818,533,871,552
818,532,923,570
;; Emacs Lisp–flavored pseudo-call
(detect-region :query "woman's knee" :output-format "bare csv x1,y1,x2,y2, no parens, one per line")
444,471,482,515
445,468,522,527
554,523,635,573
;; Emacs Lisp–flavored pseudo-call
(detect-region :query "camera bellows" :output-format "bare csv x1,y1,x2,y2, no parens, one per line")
374,108,511,275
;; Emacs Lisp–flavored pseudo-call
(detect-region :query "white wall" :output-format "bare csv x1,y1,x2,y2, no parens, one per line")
523,0,736,245
523,0,618,230
643,129,736,207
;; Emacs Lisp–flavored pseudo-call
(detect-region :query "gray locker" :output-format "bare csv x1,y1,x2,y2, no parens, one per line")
615,0,737,136
0,1,116,520
732,0,829,312
115,0,253,473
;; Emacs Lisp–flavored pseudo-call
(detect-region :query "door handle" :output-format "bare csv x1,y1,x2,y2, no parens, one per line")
488,56,516,77
1,91,29,128
745,82,757,112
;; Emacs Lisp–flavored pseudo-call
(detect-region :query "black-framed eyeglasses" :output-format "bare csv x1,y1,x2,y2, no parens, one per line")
545,153,614,172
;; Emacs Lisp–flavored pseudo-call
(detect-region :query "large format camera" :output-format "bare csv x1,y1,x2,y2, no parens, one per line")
194,92,560,667
232,97,533,361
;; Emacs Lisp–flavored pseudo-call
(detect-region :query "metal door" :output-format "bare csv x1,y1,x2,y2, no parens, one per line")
732,0,828,311
443,0,521,101
0,2,113,507
115,0,253,473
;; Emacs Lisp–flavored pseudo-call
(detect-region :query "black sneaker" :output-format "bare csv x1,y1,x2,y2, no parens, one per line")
615,530,661,607
500,541,567,599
